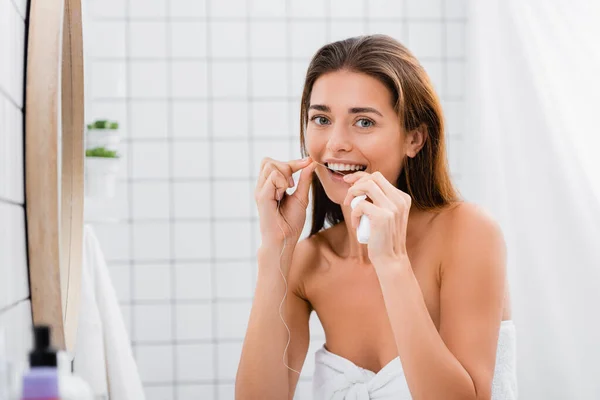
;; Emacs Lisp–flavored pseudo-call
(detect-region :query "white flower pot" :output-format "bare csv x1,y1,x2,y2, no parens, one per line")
86,129,120,150
85,157,120,198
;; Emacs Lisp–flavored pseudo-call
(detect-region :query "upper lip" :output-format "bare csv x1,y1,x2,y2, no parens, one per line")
324,158,367,166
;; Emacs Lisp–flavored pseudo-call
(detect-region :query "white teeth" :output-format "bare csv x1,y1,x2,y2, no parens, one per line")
328,163,366,171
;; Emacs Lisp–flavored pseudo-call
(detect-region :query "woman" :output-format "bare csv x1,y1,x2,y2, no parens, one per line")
237,35,516,399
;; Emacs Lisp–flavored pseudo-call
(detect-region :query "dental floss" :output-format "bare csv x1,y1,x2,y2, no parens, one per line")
276,161,369,374
275,194,301,375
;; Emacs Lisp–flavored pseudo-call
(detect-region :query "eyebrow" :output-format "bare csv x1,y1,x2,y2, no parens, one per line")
308,104,383,117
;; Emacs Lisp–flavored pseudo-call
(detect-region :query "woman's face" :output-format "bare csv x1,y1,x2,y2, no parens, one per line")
305,70,407,204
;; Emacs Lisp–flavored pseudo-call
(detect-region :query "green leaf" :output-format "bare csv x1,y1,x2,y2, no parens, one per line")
93,120,108,129
86,147,119,158
109,122,119,129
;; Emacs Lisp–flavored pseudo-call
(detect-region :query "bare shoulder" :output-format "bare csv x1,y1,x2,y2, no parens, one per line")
436,201,507,280
439,201,506,249
288,233,324,301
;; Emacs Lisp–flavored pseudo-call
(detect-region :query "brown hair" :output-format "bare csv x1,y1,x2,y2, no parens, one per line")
299,34,461,236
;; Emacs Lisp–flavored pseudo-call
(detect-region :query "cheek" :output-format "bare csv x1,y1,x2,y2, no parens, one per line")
363,136,404,183
304,130,326,156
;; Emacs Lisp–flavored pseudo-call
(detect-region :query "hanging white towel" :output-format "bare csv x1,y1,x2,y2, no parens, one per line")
313,320,517,399
73,225,145,400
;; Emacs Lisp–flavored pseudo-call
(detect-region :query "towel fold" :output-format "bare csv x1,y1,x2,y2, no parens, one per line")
73,225,145,400
313,320,517,399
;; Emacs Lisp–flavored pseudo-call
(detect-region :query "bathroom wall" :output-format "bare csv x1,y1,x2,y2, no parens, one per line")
84,0,467,398
0,0,32,371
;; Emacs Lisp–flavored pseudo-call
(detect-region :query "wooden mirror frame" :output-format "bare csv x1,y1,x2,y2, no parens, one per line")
25,0,84,352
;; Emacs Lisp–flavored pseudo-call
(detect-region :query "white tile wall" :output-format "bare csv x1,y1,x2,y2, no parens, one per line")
130,101,169,139
136,344,174,383
248,0,286,18
330,0,364,18
84,0,467,398
250,22,287,59
88,22,126,58
172,181,211,219
212,101,249,138
175,303,212,340
172,102,209,138
0,96,24,203
175,343,214,380
168,0,207,18
130,22,167,59
133,263,172,301
0,300,32,370
174,263,212,300
90,61,127,99
171,61,208,98
134,304,173,342
215,302,251,339
0,203,28,311
0,0,31,382
368,0,405,18
171,23,207,58
0,0,25,108
131,62,168,98
173,221,211,259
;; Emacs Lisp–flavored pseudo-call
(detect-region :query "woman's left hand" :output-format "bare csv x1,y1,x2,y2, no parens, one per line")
342,171,411,267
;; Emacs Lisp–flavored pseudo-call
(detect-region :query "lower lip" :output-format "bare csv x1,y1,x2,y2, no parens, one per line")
327,168,351,182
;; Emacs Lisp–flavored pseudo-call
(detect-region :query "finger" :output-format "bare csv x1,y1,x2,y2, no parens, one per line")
271,170,292,201
292,160,317,208
350,199,388,229
286,156,313,174
257,169,289,203
344,179,395,210
347,171,405,205
351,201,396,255
258,157,311,190
257,157,274,188
342,170,369,184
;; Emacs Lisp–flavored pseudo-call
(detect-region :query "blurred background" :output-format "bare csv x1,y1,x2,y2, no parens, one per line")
2,0,599,399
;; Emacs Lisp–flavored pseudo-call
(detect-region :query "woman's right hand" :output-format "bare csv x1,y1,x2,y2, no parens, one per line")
254,156,317,248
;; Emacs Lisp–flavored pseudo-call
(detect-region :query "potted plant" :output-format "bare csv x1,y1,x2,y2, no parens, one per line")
86,119,120,150
85,146,120,198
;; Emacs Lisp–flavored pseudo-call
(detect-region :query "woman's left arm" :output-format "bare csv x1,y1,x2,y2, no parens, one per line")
343,172,507,400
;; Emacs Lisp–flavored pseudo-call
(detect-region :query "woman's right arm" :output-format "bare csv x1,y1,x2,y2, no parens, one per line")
235,239,313,400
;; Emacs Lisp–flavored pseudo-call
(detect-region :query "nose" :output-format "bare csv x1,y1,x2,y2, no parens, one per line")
326,124,352,154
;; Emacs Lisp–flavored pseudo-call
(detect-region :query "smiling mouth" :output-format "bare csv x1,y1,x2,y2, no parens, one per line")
324,162,367,175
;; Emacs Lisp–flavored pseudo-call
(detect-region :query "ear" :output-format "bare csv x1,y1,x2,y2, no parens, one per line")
405,123,427,158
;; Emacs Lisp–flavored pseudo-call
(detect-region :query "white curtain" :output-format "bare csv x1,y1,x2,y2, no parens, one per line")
463,1,600,399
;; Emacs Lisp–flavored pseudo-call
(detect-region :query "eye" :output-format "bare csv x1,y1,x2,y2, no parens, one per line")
355,118,375,128
311,115,331,126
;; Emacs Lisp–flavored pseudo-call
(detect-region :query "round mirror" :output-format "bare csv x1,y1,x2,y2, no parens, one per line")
25,0,84,352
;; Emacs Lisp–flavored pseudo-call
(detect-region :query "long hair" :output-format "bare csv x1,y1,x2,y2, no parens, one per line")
299,34,461,236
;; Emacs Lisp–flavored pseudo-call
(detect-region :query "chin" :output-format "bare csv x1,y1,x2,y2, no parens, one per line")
316,180,347,206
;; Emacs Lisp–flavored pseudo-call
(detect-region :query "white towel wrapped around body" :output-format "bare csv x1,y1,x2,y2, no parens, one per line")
313,320,517,399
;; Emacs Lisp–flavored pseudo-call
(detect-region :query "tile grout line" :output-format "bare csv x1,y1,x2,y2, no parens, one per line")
91,16,468,23
90,55,467,62
246,0,257,303
165,1,178,397
123,0,136,362
90,94,467,102
205,1,219,397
